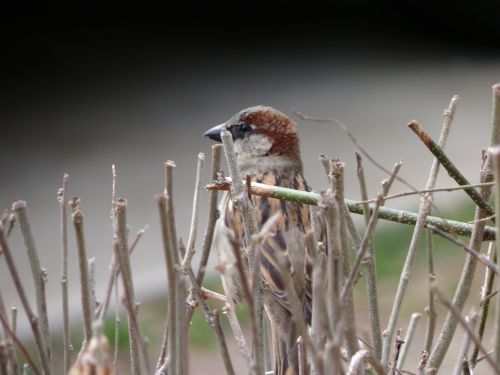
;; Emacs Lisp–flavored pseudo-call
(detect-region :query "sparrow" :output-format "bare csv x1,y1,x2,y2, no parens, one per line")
204,106,313,375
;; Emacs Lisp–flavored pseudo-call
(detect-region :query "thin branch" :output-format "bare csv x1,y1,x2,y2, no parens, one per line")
220,130,264,375
424,229,436,353
396,313,421,372
427,225,498,274
0,224,50,375
432,285,500,373
293,109,420,193
471,242,496,365
391,329,404,375
408,121,495,218
177,153,205,375
88,258,98,320
428,154,494,370
206,180,496,241
115,199,144,375
58,173,71,373
321,195,346,375
330,161,359,359
357,182,495,205
156,194,177,375
298,337,307,375
98,227,147,321
13,201,52,365
493,145,500,368
113,272,120,373
452,313,479,375
195,144,222,285
113,240,149,375
0,312,41,375
382,96,458,369
9,307,19,375
341,195,383,301
164,161,185,375
181,153,205,272
70,199,93,347
185,252,236,375
356,155,402,360
223,303,253,365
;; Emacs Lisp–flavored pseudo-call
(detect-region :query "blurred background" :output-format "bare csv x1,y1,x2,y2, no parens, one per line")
2,2,500,373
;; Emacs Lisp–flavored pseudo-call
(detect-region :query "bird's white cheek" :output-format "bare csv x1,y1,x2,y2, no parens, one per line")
234,134,272,158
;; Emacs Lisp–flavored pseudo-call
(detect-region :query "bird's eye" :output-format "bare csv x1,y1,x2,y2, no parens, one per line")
229,123,253,140
240,123,252,132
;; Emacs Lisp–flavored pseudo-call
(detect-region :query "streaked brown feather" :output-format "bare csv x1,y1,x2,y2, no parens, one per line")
223,171,313,323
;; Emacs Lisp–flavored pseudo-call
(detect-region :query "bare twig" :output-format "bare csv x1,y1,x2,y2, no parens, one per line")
356,155,402,360
88,258,98,320
330,161,359,359
382,96,458,369
452,313,479,375
220,130,264,375
185,251,237,375
432,285,500,373
58,174,71,373
113,275,120,373
341,195,383,301
181,153,205,272
13,201,52,365
164,161,185,375
211,310,236,375
493,145,500,367
424,229,436,353
98,227,146,321
391,330,404,375
311,239,329,356
0,312,41,375
223,303,253,365
206,180,496,241
471,242,496,365
428,155,494,370
298,336,307,375
9,307,19,375
321,195,345,375
357,182,495,205
409,121,495,218
195,144,222,285
427,225,498,274
156,194,177,375
70,199,93,348
293,109,419,193
115,199,144,374
113,238,149,375
396,313,421,372
0,224,50,375
176,153,205,375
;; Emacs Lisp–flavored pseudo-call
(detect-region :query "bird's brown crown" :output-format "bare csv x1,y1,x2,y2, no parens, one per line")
228,106,300,160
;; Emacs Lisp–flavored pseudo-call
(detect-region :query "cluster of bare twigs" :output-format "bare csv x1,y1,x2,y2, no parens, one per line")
1,84,500,375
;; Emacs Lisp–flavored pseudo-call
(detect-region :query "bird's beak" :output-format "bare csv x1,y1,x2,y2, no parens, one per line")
203,123,226,143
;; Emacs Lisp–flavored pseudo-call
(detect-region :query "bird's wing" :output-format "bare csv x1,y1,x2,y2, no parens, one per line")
258,212,312,324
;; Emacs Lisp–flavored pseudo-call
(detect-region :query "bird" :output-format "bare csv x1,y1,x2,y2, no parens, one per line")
204,106,313,375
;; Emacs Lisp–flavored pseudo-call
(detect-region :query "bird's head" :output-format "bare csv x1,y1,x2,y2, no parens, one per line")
204,106,302,174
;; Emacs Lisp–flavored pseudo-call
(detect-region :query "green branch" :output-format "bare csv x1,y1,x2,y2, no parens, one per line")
206,180,496,241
